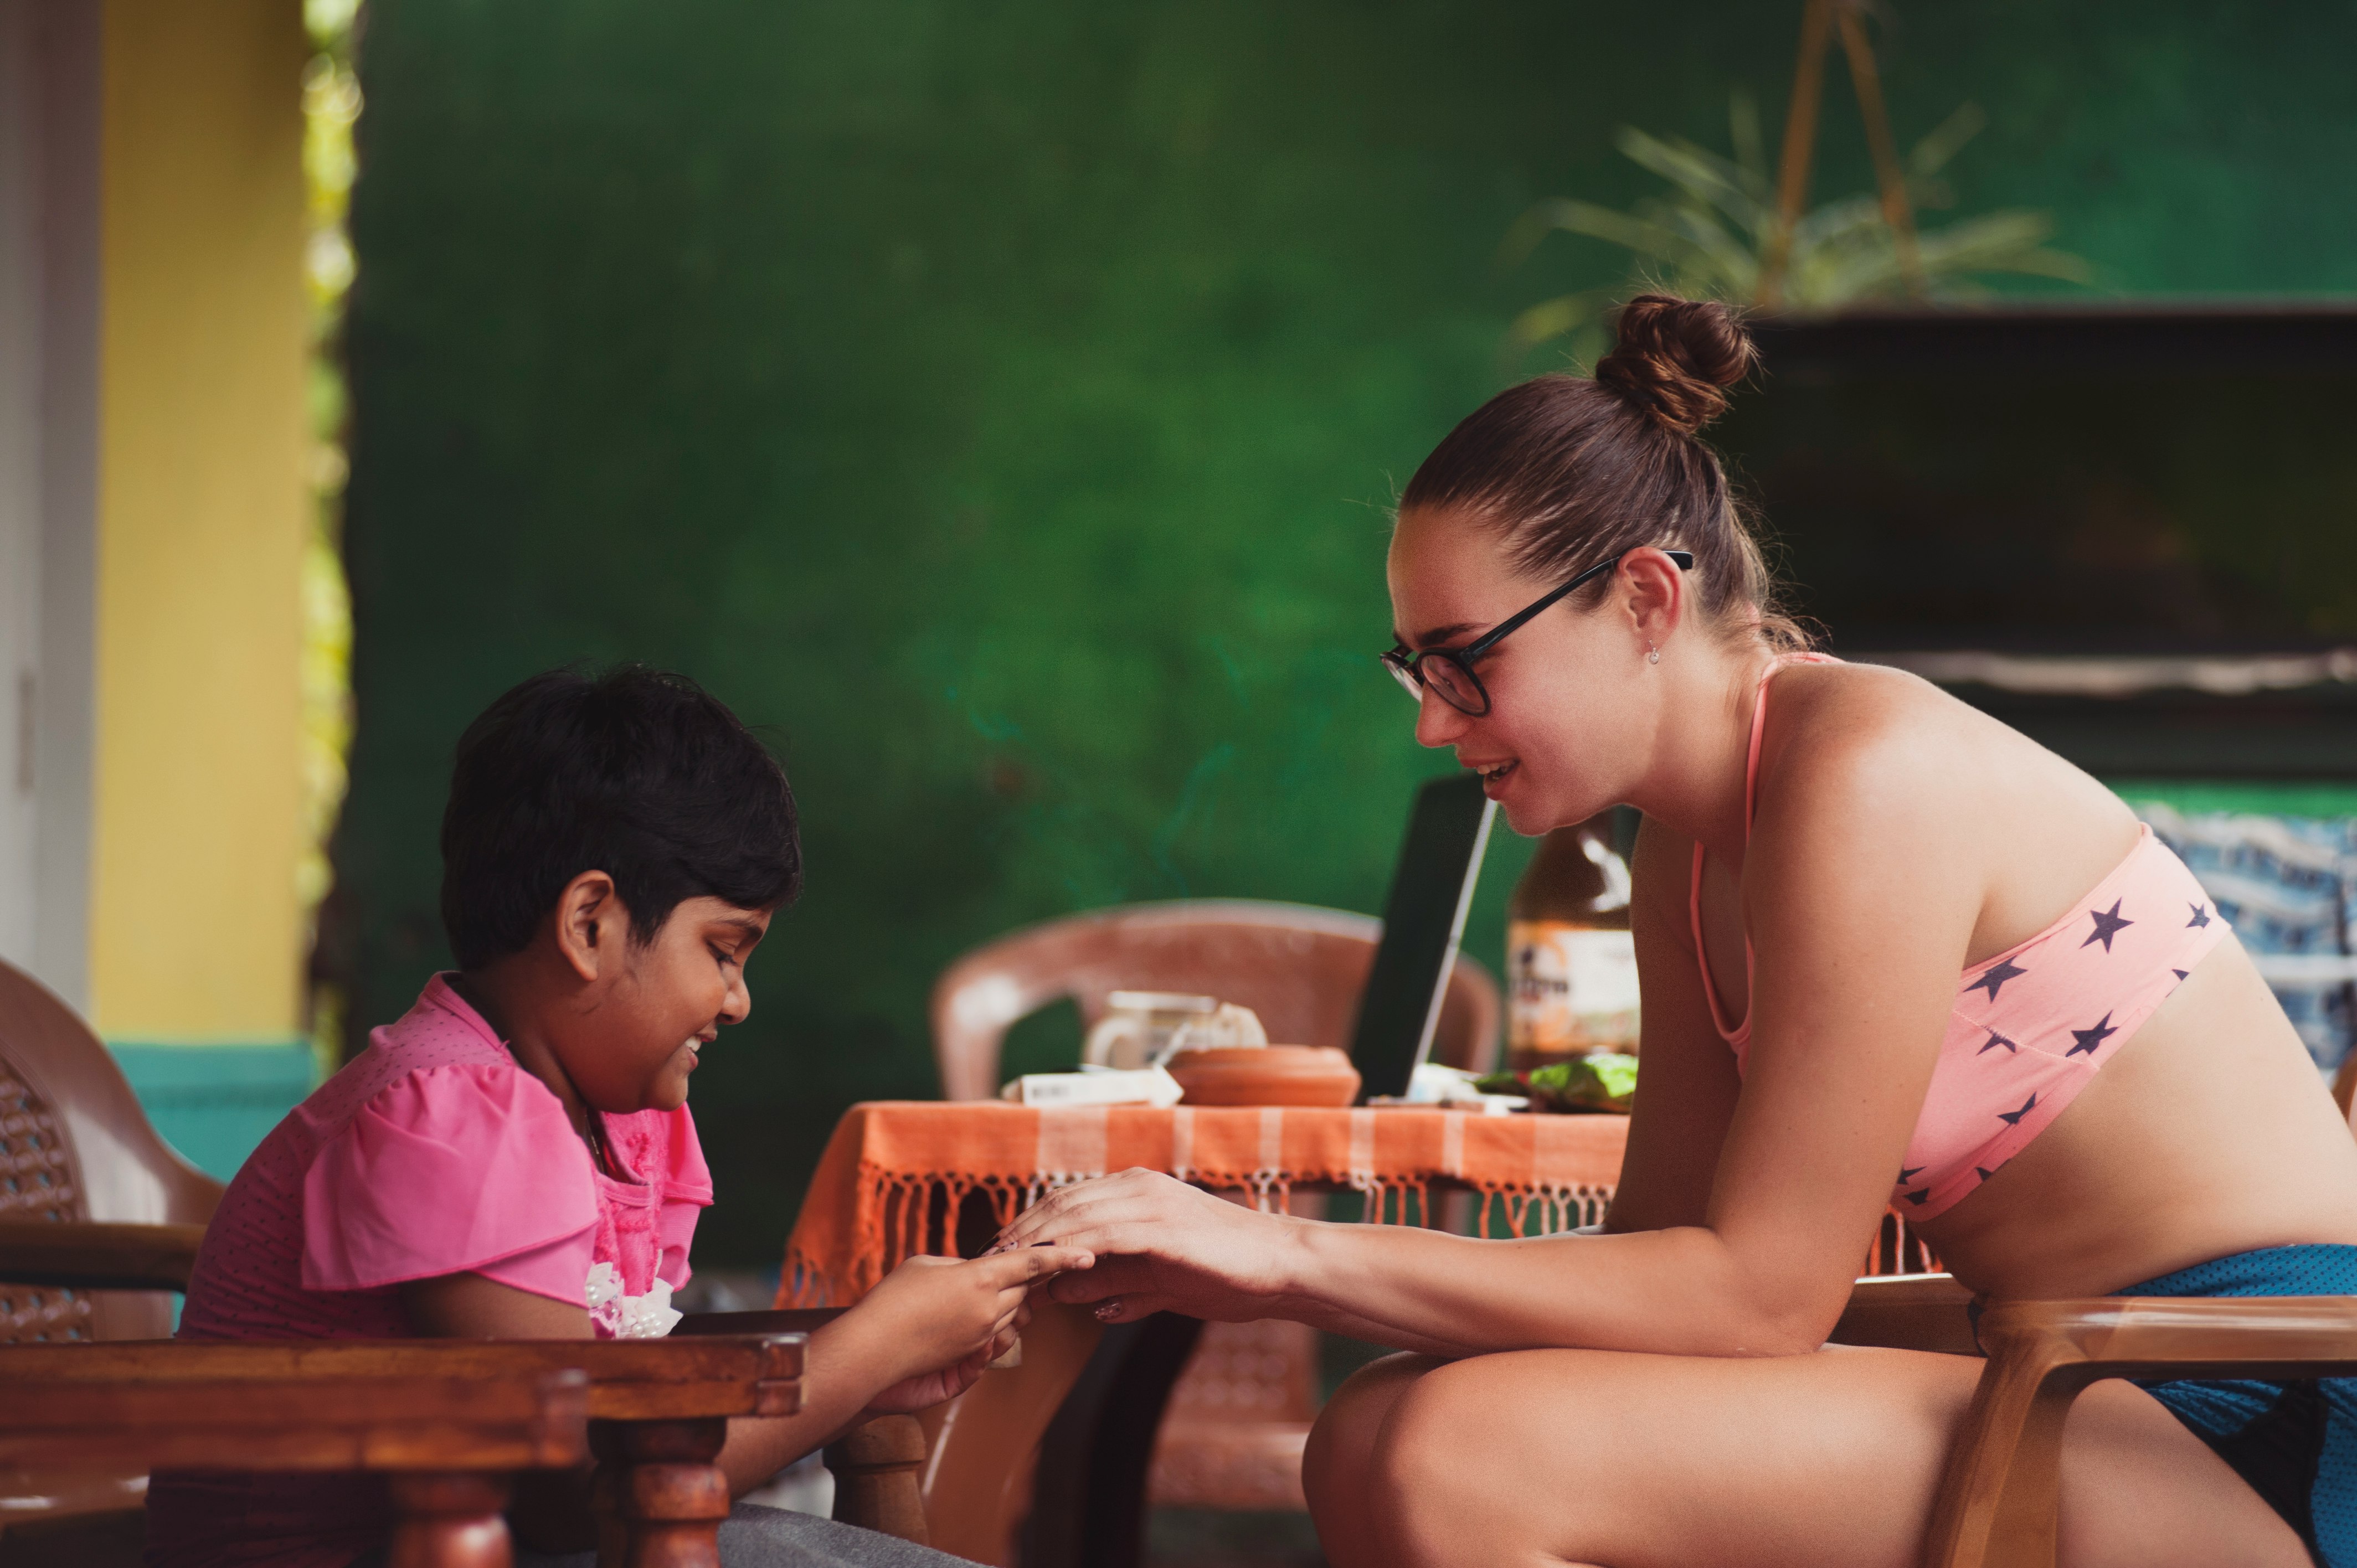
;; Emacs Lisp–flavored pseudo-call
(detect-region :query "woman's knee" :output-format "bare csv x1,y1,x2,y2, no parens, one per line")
1303,1354,1446,1550
1362,1356,1504,1505
1355,1354,1579,1567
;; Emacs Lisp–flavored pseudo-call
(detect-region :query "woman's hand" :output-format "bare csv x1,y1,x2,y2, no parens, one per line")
991,1169,1300,1324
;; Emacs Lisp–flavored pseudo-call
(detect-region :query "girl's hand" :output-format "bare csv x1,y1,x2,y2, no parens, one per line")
858,1292,1023,1405
863,1349,992,1415
991,1169,1298,1324
843,1247,1088,1399
860,1302,1029,1415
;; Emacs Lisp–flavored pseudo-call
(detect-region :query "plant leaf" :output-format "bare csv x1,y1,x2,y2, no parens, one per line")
1501,87,2092,357
1730,90,1767,182
1909,101,1987,180
1614,127,1770,233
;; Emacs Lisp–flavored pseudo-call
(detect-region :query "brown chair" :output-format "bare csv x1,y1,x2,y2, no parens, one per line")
929,899,1502,1528
929,898,1502,1101
0,1354,589,1568
1821,1053,2357,1567
1828,1274,2357,1568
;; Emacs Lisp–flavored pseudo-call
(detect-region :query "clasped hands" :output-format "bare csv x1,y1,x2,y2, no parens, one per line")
851,1168,1296,1421
987,1167,1299,1325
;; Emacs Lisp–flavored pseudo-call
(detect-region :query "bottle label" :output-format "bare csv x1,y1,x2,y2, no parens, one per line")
1508,921,1640,1055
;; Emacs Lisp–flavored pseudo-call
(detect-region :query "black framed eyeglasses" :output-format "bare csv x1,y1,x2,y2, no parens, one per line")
1381,548,1695,716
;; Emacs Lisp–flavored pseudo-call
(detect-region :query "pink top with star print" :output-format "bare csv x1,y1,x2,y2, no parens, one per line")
1694,656,2231,1220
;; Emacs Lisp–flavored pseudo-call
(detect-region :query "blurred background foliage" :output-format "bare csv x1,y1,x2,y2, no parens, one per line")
1498,94,2094,369
336,0,2357,1263
300,0,362,1077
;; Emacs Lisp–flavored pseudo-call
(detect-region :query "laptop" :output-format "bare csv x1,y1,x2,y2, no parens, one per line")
1346,772,1499,1101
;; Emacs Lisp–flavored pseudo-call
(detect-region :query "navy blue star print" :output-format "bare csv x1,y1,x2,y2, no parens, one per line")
2173,968,2188,981
1997,1092,2040,1126
1967,958,2028,1001
1975,1167,1998,1182
2188,903,2211,929
1898,1166,1924,1185
1904,1189,1931,1205
2083,899,2134,952
1977,1029,2018,1055
2067,1013,2119,1056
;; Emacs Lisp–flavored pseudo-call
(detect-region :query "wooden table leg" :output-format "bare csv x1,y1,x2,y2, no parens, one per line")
386,1472,516,1568
1024,1312,1205,1568
825,1414,930,1545
591,1416,732,1568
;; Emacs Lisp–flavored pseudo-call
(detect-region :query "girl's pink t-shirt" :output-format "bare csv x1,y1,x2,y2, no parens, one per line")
145,974,712,1568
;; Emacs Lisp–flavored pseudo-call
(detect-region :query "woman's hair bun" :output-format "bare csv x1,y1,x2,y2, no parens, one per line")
1592,293,1758,437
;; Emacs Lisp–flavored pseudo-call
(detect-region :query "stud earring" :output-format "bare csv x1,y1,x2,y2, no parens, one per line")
1647,643,1660,664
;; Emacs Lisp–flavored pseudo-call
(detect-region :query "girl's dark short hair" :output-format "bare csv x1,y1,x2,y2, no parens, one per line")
438,664,801,968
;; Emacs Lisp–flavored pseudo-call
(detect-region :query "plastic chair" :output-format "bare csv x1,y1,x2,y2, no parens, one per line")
929,898,1502,1102
0,958,222,1343
925,899,1501,1530
0,959,226,1541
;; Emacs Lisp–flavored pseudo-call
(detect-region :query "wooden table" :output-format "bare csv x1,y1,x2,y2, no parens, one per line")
0,1335,805,1567
779,1101,1630,1568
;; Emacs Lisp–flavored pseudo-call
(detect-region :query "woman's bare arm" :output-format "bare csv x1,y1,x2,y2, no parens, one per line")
1006,694,1977,1358
1599,811,1744,1235
1226,816,1739,1358
1247,812,1758,1354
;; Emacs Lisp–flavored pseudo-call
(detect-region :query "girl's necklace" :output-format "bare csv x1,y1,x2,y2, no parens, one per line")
582,1107,624,1181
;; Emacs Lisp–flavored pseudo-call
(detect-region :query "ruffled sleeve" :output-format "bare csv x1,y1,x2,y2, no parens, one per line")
301,1062,599,1299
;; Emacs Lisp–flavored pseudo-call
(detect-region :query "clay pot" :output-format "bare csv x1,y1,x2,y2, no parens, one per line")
1165,1045,1362,1108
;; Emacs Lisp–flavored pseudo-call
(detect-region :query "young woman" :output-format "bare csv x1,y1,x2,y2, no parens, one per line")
994,296,2357,1567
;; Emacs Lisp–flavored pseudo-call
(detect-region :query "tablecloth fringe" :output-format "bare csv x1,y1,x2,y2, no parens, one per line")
1349,1177,1613,1237
1480,1182,1614,1238
784,1165,1620,1306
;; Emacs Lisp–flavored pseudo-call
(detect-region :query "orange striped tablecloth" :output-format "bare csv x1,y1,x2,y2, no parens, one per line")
779,1101,1630,1307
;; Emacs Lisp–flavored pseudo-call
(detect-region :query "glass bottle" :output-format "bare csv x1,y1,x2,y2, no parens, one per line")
1506,812,1639,1071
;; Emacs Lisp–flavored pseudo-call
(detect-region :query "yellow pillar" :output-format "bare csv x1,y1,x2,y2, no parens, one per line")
88,0,310,1050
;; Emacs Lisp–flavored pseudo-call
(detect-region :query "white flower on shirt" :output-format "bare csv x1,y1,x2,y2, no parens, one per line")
583,1260,681,1339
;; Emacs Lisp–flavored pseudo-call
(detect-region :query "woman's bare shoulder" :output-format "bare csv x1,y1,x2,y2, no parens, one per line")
1757,658,2140,943
1759,661,1980,821
1771,658,2123,818
1776,657,1955,732
1624,664,1973,924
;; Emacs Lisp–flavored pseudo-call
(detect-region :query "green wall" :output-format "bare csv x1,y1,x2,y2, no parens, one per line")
340,0,2357,1263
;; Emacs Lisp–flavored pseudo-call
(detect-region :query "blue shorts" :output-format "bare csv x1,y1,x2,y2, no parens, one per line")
2124,1244,2357,1567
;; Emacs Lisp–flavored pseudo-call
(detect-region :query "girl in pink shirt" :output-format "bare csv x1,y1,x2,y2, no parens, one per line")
150,667,1086,1568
